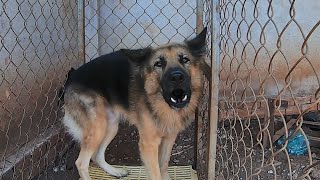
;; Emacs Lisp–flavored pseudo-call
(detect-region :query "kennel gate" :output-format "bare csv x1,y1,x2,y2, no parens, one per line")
215,0,320,179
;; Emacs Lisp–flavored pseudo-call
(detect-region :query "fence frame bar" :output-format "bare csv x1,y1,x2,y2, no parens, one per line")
78,0,85,64
207,0,220,179
196,0,204,33
194,0,204,171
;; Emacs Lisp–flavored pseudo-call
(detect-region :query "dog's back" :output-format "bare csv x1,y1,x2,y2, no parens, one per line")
64,51,134,108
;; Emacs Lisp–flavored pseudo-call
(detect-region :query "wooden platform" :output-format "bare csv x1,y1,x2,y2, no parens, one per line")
89,164,198,180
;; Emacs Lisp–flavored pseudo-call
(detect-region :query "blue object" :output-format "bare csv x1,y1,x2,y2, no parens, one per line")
277,130,308,155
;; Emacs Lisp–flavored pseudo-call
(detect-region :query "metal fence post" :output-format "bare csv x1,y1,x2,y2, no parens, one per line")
207,0,220,179
194,0,204,171
196,0,204,33
78,0,85,64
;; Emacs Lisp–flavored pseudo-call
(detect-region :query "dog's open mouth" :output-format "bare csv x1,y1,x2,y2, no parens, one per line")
169,89,190,108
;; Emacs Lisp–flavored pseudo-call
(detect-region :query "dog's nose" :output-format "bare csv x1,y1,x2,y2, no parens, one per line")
170,71,185,83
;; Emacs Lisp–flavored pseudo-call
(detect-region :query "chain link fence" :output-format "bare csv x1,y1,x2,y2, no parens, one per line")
0,0,82,179
215,0,320,179
0,0,214,179
83,1,212,178
4,0,320,180
83,0,198,60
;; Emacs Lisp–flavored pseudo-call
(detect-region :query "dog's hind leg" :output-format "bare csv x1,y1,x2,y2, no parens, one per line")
91,110,129,177
76,148,97,180
75,98,107,180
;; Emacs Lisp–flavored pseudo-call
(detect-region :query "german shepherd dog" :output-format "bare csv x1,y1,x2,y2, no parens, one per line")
61,27,210,180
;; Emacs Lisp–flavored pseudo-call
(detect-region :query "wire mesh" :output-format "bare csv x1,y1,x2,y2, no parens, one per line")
0,0,213,180
82,0,203,171
215,0,320,179
83,0,198,61
0,0,81,179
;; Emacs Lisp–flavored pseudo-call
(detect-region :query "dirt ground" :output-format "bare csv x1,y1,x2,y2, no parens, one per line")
34,113,320,180
215,117,320,180
34,122,196,180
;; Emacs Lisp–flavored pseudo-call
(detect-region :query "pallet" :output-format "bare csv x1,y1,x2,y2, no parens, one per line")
89,164,198,180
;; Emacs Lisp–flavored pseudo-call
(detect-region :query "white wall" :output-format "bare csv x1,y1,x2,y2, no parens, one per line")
84,0,197,60
219,0,320,97
83,0,320,97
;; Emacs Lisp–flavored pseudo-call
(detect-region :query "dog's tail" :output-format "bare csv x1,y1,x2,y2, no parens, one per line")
57,67,75,107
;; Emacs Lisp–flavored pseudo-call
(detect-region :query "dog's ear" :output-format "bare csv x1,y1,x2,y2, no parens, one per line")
201,60,211,81
67,67,75,77
121,48,152,65
186,27,207,57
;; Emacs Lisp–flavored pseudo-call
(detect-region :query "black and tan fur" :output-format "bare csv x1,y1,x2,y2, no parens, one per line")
62,28,210,180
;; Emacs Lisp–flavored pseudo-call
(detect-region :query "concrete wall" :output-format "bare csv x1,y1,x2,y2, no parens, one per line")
219,0,320,98
84,0,320,98
84,0,197,61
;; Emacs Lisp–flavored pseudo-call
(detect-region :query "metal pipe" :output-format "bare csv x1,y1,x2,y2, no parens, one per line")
78,0,85,64
196,0,204,34
194,0,204,171
207,0,220,179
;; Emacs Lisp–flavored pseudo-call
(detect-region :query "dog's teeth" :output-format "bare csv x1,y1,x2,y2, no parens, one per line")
182,95,187,101
171,97,177,103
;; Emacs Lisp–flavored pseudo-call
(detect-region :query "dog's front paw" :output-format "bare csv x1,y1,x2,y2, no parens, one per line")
109,167,129,178
161,173,171,180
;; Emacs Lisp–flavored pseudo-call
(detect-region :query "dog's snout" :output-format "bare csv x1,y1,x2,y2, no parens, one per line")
170,71,185,83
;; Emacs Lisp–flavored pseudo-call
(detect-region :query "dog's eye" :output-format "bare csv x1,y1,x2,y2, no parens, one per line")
154,61,163,67
181,57,190,64
179,54,190,64
154,57,166,68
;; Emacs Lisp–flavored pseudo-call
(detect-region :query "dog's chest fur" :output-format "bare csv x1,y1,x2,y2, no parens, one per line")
113,96,194,136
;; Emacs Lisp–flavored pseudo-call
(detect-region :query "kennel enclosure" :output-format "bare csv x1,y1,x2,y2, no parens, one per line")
1,0,320,180
0,0,213,179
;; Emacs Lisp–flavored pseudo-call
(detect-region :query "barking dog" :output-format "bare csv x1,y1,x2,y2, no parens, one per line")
62,27,210,180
